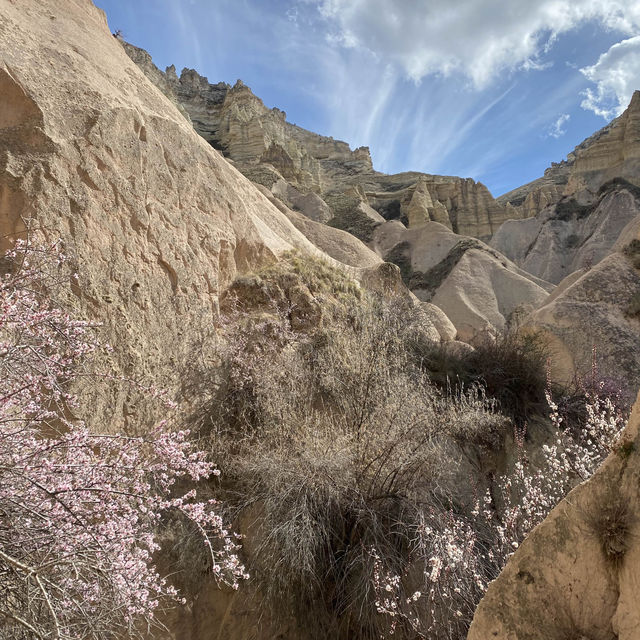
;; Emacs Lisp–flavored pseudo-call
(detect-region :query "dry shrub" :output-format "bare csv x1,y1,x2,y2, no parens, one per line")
415,330,552,424
585,499,633,567
200,283,507,640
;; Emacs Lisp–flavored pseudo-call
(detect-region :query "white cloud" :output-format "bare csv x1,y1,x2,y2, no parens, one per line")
580,36,640,118
547,113,570,138
312,0,640,88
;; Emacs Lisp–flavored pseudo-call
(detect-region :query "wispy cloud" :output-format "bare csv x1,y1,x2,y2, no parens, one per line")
547,113,570,138
312,0,640,87
580,36,640,119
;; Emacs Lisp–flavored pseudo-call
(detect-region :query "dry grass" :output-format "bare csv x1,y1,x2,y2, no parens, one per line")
415,330,552,424
585,499,633,567
194,269,510,639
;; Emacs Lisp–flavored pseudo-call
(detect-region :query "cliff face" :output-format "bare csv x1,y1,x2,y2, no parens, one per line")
0,0,385,436
121,43,522,242
496,94,640,221
491,180,640,284
567,91,640,195
122,42,374,194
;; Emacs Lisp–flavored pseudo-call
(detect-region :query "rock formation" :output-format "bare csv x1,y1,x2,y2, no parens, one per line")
0,0,401,435
524,226,640,403
468,390,640,640
492,179,640,283
121,43,524,242
495,102,632,219
373,220,553,342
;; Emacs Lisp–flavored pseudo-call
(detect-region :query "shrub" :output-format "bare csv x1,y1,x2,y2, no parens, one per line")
203,294,509,639
415,330,551,424
204,262,626,640
585,500,632,566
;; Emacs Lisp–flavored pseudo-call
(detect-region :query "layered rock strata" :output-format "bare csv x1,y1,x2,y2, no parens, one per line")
122,43,523,241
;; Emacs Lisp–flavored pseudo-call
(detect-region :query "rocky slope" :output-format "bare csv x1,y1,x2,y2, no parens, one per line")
0,0,406,435
493,93,640,280
121,42,523,241
492,179,640,284
374,220,553,342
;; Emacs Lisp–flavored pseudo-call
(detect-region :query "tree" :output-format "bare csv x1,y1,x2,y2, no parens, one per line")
0,240,246,639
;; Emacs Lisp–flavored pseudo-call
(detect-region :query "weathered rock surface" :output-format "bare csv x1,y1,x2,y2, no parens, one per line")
525,247,640,403
121,42,374,195
567,91,640,196
497,91,640,223
492,180,640,283
468,390,640,640
0,0,382,434
375,221,553,342
359,171,514,240
496,162,570,219
122,43,523,242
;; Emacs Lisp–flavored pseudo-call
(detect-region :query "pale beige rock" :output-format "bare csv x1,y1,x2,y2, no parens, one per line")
431,248,550,343
122,42,374,194
567,91,640,195
420,302,457,341
0,0,367,435
492,185,640,284
406,179,452,229
496,90,640,226
124,46,523,242
497,164,569,218
254,184,382,269
468,391,640,640
271,179,333,223
363,172,518,240
376,221,553,342
525,250,640,402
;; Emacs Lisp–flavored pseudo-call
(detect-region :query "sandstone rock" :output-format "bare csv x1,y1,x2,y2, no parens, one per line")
525,251,640,402
406,178,452,229
363,172,517,240
566,91,640,195
253,183,382,269
121,44,374,194
0,0,367,435
271,179,333,223
420,302,457,341
496,90,640,226
378,221,553,342
492,182,640,283
123,46,522,243
324,185,385,243
496,163,569,218
468,390,640,640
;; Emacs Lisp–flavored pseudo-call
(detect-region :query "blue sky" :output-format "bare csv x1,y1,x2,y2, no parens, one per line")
95,0,640,197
